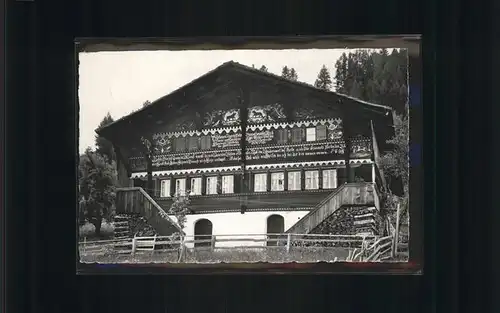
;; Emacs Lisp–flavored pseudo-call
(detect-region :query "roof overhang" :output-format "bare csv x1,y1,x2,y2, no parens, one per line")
96,61,395,144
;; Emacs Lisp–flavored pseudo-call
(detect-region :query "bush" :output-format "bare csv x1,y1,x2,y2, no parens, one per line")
79,221,115,240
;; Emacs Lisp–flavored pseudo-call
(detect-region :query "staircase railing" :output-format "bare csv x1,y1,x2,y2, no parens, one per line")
285,182,379,235
115,187,183,236
364,235,394,261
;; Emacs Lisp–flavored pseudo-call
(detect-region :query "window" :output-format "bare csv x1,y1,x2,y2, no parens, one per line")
291,128,303,143
305,170,319,190
160,179,171,198
288,171,301,191
200,135,212,150
188,136,199,151
190,177,202,195
254,173,267,192
270,172,285,191
322,169,337,189
221,175,234,194
206,176,218,195
175,137,186,152
306,127,316,142
316,125,327,141
175,178,186,196
275,129,288,145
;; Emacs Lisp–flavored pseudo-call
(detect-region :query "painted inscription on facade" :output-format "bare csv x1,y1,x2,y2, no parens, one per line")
247,142,346,160
246,130,274,145
211,132,241,148
152,149,241,167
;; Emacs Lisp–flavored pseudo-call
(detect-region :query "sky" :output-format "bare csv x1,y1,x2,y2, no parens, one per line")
78,48,364,154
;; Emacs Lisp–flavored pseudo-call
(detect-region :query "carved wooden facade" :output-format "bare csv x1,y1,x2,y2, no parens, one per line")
97,61,394,215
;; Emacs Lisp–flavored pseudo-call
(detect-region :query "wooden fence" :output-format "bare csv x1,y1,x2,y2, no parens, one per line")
79,232,394,262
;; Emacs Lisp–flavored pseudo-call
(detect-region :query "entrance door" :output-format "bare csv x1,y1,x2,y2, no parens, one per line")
194,219,213,247
266,214,285,246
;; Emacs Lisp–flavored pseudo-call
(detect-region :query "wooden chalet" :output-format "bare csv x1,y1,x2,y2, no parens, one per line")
96,61,396,242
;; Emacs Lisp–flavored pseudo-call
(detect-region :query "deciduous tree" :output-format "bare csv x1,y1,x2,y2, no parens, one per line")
79,149,117,237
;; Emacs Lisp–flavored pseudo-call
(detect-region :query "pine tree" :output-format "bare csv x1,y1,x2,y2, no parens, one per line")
334,53,349,93
259,65,268,72
281,66,290,78
288,68,298,81
314,65,332,90
142,100,152,107
95,113,116,164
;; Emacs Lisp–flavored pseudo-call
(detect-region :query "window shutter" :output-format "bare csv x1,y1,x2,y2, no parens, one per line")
291,128,302,143
153,179,159,197
201,135,212,150
188,136,199,151
316,125,327,141
276,129,287,145
175,137,186,152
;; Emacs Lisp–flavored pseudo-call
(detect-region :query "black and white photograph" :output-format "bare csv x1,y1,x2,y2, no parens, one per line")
77,41,412,265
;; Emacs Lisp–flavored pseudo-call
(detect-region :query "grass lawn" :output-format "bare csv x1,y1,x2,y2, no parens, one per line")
79,247,356,264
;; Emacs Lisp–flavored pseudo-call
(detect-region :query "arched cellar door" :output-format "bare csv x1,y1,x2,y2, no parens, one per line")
266,214,285,246
194,219,213,248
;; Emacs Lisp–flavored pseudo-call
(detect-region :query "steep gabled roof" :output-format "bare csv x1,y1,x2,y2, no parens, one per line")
96,60,393,137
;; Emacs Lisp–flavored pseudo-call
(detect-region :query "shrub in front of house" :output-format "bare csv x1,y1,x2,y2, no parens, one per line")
79,220,115,240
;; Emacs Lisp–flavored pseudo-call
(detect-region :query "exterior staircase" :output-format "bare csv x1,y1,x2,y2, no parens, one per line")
113,215,131,239
285,182,380,236
115,187,183,236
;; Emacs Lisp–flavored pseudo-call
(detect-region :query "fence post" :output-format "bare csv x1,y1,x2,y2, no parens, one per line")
131,237,137,255
286,233,292,253
211,235,216,252
392,203,401,257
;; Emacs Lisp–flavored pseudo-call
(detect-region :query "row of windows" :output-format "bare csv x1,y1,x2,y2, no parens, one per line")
160,175,234,197
253,169,337,192
158,169,337,197
167,125,333,152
